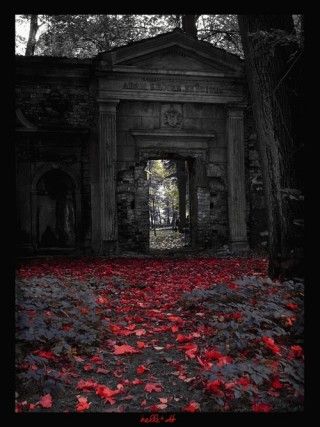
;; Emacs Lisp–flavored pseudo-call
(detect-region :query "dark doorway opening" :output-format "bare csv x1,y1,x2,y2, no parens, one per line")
36,169,76,249
146,159,191,251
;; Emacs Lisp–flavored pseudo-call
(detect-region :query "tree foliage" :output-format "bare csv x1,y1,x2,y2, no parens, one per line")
16,14,247,57
147,160,179,230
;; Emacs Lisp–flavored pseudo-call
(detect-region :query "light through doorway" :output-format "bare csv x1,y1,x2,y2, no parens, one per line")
146,159,191,251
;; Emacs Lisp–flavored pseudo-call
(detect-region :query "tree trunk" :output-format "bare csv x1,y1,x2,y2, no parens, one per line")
238,15,303,278
177,160,187,232
25,15,39,56
182,15,198,38
165,200,170,226
152,198,156,236
158,207,162,226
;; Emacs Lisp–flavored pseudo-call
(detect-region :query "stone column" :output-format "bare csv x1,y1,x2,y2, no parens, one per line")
226,106,248,251
98,100,119,253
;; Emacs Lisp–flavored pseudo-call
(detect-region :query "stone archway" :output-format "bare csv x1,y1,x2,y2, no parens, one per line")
131,130,214,251
137,154,196,251
31,168,79,250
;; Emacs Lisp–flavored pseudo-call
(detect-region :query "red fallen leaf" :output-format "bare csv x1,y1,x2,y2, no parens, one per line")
227,282,239,290
192,332,201,338
271,377,283,390
83,363,94,371
113,344,139,355
110,324,131,336
261,336,281,355
136,365,149,375
79,306,89,315
204,348,224,361
96,295,109,304
238,376,250,388
90,354,103,364
76,396,91,412
96,367,109,374
224,381,237,390
290,345,303,358
76,379,98,391
179,343,198,359
29,403,37,411
159,398,168,403
126,324,136,330
228,312,242,320
196,356,213,371
176,334,192,343
44,310,53,317
141,399,147,406
39,394,52,409
286,303,298,311
144,383,163,393
95,384,121,403
105,397,116,405
168,315,184,323
206,379,224,396
252,402,272,412
33,350,56,360
151,403,167,410
183,401,200,412
285,316,296,326
134,329,146,336
73,355,85,362
171,325,179,333
137,341,147,349
62,324,72,331
132,378,143,385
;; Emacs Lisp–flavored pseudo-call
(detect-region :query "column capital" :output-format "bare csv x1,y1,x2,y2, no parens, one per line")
226,103,246,118
98,99,120,113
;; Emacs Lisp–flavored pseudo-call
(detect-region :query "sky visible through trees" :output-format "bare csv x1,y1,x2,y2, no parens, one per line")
15,14,244,57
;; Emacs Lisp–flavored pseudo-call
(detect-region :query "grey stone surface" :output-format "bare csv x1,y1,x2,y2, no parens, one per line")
15,29,266,255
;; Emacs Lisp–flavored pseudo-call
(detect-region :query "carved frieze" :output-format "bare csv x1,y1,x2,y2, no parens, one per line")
161,104,183,128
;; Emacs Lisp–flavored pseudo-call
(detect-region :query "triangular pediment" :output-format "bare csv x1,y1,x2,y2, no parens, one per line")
119,45,228,73
98,29,243,76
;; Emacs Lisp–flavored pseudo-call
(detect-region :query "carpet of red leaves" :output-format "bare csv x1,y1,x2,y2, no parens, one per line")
15,257,304,413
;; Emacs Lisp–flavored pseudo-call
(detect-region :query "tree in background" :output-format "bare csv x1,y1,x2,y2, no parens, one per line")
238,15,304,278
16,14,245,57
147,160,179,232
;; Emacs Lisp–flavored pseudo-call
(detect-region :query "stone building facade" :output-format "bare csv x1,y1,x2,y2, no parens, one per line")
15,29,267,255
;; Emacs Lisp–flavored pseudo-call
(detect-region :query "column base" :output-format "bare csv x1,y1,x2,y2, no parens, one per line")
229,241,249,253
102,240,118,255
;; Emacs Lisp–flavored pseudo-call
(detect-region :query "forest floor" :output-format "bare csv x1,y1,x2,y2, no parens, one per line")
149,228,189,250
15,256,304,414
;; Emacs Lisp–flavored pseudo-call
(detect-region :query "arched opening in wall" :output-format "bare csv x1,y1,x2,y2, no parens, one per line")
36,169,76,249
145,158,191,251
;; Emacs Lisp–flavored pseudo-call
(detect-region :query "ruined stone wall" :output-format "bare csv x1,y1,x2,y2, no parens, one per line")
116,100,229,250
15,57,94,128
15,57,94,253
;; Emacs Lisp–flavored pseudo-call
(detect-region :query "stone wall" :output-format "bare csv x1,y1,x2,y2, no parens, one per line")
15,57,94,129
15,57,93,253
116,100,229,250
15,55,267,255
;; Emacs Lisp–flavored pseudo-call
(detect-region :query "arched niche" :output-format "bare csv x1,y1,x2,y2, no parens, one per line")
32,168,79,249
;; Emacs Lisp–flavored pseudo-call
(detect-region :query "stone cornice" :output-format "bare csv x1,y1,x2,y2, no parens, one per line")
103,65,244,79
